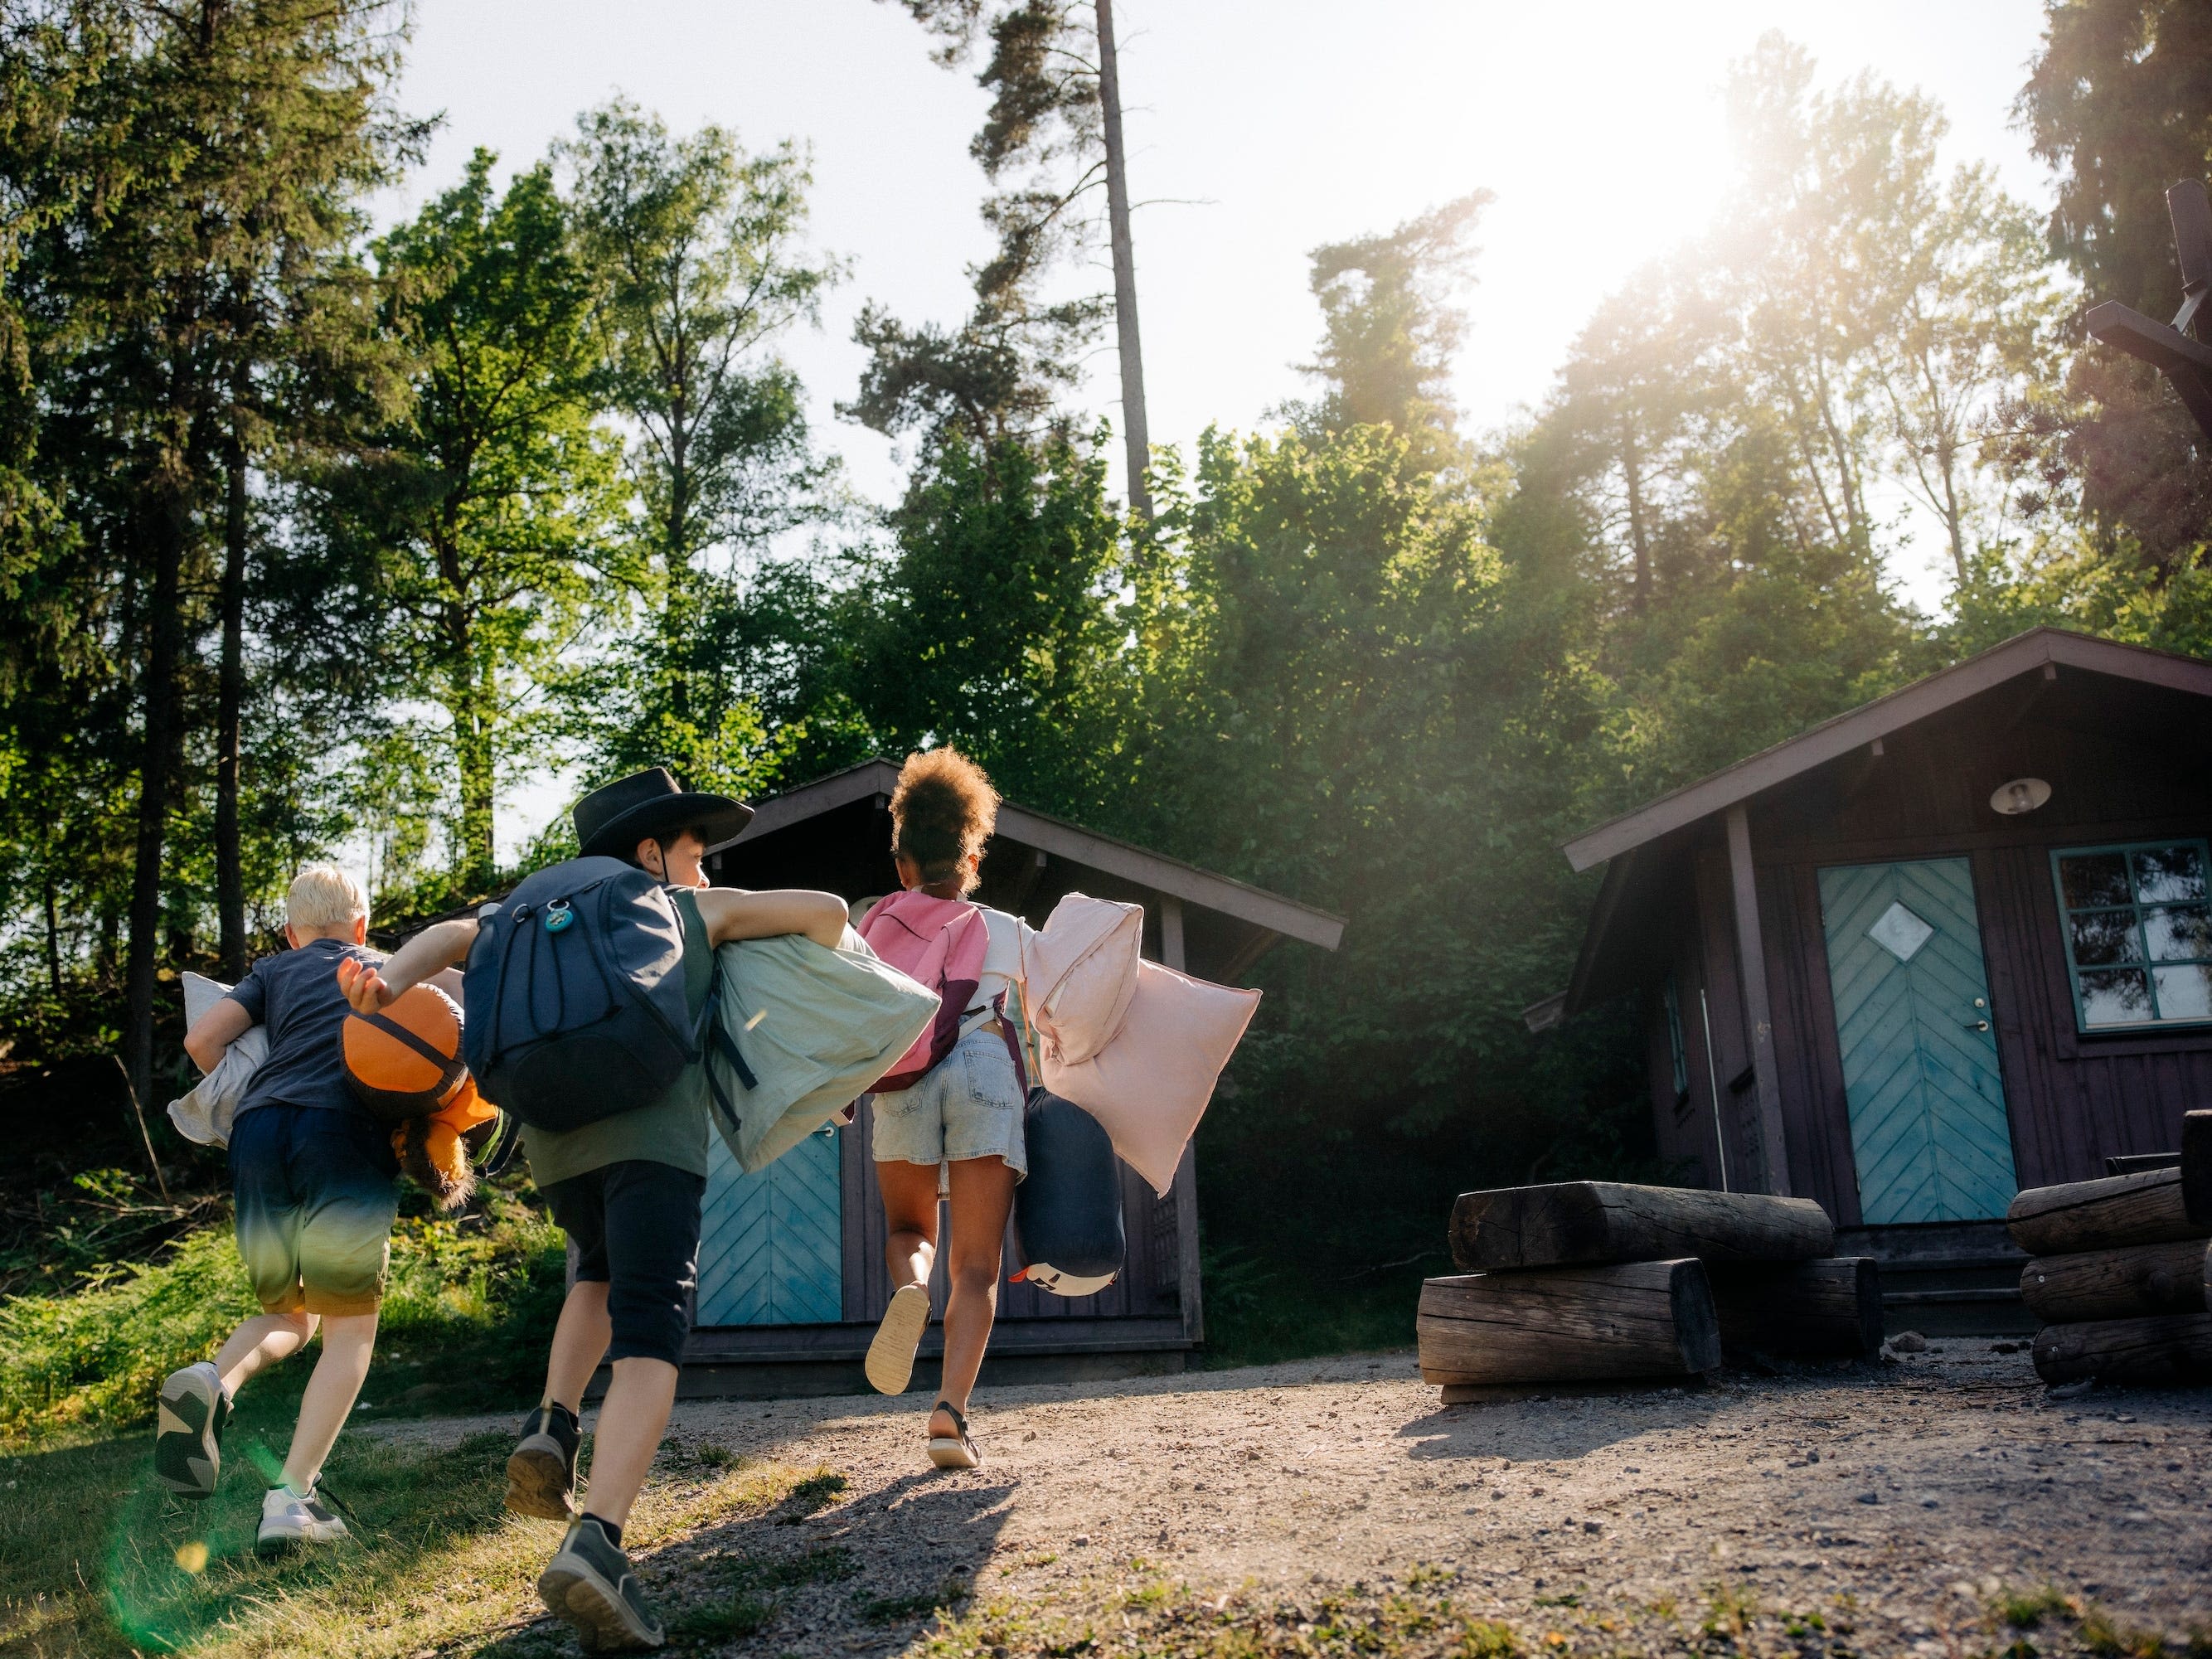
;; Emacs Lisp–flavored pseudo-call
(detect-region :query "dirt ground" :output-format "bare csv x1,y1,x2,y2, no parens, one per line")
386,1337,2212,1656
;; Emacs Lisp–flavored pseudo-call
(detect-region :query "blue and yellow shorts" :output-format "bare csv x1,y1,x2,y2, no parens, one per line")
230,1104,400,1317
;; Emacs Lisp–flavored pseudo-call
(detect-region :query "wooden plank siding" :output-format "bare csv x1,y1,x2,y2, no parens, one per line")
1640,677,2212,1220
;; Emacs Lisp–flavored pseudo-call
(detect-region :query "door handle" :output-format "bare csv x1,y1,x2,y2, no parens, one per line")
1964,1019,1990,1032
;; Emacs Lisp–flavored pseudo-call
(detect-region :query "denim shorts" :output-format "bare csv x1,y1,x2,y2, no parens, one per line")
870,1025,1027,1186
230,1104,400,1317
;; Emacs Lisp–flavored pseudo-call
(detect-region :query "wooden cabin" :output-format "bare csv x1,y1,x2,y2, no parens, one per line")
682,759,1344,1394
1543,628,2212,1327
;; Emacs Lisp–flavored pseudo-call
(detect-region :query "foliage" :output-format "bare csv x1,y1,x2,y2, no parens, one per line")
555,97,847,803
353,151,621,891
2013,0,2212,563
0,1187,564,1448
846,1,1111,450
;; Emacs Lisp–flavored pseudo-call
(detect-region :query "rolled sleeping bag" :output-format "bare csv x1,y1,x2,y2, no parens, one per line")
1011,1088,1124,1297
343,982,468,1125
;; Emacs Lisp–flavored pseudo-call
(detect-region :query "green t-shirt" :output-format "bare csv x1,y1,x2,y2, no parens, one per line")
521,886,713,1188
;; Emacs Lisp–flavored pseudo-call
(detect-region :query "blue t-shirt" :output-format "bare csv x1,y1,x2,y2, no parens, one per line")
226,937,385,1118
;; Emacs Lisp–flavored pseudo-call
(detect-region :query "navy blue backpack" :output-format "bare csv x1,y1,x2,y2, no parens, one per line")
463,856,734,1133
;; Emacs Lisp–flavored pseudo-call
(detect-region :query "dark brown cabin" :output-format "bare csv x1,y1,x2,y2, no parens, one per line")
681,759,1344,1394
1541,628,2212,1327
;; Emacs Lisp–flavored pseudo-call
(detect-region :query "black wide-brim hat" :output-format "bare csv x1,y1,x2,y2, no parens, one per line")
574,767,753,862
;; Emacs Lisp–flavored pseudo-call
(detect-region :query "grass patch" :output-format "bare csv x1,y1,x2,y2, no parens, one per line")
2004,1586,2080,1629
0,1416,842,1657
0,1188,566,1449
920,1584,1523,1659
859,1574,974,1624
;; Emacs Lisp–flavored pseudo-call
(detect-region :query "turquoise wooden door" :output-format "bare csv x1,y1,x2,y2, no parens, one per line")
1818,859,2018,1224
695,1128,842,1326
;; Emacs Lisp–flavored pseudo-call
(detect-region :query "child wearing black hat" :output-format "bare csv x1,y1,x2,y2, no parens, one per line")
342,768,846,1653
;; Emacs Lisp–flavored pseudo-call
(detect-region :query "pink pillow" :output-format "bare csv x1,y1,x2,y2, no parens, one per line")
1041,959,1260,1196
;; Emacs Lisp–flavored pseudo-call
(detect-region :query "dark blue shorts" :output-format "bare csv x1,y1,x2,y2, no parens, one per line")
230,1104,399,1317
541,1161,705,1367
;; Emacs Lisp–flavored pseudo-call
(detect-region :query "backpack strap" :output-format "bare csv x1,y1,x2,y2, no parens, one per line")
696,952,759,1138
358,1009,468,1098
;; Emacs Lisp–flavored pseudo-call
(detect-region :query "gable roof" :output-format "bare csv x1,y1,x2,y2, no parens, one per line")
1562,628,2212,875
711,759,1346,951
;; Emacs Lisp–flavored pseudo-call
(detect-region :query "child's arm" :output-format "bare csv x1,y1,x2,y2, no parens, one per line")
694,887,848,949
337,919,475,1014
183,999,255,1074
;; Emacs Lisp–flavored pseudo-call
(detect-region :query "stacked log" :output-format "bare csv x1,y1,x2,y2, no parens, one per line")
2015,1114,2212,1388
1419,1181,1877,1395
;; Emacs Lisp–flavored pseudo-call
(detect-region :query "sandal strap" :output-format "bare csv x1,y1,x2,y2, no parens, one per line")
931,1399,968,1436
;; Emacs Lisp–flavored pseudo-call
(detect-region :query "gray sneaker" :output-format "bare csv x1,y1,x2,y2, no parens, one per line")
154,1362,230,1498
507,1403,581,1521
538,1516,663,1652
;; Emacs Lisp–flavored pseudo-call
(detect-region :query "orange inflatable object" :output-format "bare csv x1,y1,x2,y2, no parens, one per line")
342,983,468,1124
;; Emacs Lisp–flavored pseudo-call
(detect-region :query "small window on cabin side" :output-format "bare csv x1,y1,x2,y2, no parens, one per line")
1662,973,1691,1098
2051,841,2212,1030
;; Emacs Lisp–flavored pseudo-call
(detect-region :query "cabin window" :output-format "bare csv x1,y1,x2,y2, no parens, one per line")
1661,973,1690,1099
2051,841,2212,1030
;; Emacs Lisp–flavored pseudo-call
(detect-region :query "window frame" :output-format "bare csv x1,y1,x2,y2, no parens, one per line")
2049,838,2212,1034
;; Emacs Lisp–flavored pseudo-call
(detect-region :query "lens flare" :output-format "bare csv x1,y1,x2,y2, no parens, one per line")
173,1540,209,1574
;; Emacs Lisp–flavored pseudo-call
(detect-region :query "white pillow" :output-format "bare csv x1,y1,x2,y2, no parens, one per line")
1041,959,1260,1196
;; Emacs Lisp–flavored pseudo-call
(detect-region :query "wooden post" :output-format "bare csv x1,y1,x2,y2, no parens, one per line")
2182,1110,2212,1230
1158,895,1202,1341
1723,803,1790,1196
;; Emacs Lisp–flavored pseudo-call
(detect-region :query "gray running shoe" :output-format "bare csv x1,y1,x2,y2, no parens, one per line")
507,1402,582,1521
539,1516,663,1652
256,1485,349,1551
154,1362,230,1499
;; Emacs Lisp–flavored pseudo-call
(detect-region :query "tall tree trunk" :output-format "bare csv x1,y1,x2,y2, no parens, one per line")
449,644,497,891
124,499,187,1111
42,870,63,999
1621,420,1652,616
216,404,248,979
1094,0,1152,523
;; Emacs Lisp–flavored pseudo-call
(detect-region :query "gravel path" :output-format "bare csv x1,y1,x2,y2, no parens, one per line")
381,1338,2212,1654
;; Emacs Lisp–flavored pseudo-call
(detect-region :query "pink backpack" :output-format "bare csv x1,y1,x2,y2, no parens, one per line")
856,890,992,1092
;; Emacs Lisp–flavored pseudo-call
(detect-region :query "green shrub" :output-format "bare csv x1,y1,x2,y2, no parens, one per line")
0,1191,566,1448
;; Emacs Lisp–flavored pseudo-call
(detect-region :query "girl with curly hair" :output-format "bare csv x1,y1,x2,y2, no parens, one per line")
861,747,1034,1467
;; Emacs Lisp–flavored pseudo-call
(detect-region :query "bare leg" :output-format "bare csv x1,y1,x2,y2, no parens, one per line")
280,1310,377,1492
213,1309,317,1397
577,1357,678,1530
876,1160,940,1292
933,1156,1016,1438
543,1280,613,1414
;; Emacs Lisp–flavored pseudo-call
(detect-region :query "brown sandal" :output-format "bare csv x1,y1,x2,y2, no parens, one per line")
926,1399,980,1469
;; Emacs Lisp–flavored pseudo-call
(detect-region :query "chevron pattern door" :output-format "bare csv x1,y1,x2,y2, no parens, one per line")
1817,858,2018,1225
695,1128,842,1326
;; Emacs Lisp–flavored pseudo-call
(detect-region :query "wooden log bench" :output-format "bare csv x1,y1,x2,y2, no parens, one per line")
2006,1167,2201,1256
1706,1257,1884,1359
1418,1260,1720,1388
1449,1181,1833,1273
2031,1311,2212,1387
2020,1239,2211,1324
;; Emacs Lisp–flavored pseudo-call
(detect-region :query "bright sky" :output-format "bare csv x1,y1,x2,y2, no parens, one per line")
373,0,2058,861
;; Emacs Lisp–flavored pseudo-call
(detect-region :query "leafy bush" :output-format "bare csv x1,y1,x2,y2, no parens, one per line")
0,1190,565,1448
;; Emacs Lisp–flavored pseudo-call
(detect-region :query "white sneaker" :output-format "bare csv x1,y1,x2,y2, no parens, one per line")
256,1485,349,1551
